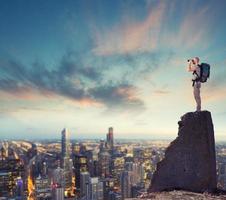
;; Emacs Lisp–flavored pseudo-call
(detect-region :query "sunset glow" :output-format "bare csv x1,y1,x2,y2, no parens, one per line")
0,0,226,140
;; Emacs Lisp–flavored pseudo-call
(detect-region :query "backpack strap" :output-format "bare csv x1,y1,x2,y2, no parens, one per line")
192,80,195,86
193,70,199,77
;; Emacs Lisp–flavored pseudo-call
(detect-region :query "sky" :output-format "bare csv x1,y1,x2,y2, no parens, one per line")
0,0,226,140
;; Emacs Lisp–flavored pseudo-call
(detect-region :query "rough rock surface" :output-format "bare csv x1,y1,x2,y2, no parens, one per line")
149,111,217,193
125,190,226,200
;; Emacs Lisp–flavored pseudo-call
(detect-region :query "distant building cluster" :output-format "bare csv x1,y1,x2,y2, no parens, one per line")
216,144,226,190
1,130,225,199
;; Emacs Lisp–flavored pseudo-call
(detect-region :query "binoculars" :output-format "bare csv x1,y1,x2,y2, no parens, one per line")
187,59,195,64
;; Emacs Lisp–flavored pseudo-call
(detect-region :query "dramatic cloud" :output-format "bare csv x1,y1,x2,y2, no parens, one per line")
164,4,212,49
92,2,166,55
0,58,91,100
0,54,145,111
89,82,145,110
91,1,217,56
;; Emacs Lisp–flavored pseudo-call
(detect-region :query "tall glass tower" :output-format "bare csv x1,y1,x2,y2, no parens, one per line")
106,127,114,152
61,128,70,158
61,128,74,197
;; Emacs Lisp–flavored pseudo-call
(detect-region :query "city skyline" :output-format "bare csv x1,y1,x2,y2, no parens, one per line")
0,0,226,139
1,130,226,199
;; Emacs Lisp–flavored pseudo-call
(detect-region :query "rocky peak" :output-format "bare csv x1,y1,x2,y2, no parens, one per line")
149,111,217,193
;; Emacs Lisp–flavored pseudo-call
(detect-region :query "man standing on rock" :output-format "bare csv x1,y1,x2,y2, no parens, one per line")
187,57,201,111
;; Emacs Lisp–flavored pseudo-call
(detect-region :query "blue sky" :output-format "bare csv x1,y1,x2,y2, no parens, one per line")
0,0,226,140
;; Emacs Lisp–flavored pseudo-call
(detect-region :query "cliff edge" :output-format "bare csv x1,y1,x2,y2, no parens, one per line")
149,111,217,193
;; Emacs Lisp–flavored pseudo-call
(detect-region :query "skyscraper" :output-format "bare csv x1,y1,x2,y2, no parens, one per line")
124,162,142,185
102,177,115,200
15,177,24,199
61,128,70,158
52,186,64,200
63,157,74,197
120,171,133,200
73,154,88,191
106,127,114,152
84,150,95,177
0,157,25,198
89,177,103,200
80,172,90,198
98,140,111,178
61,128,74,197
108,191,121,200
53,167,64,187
34,175,52,200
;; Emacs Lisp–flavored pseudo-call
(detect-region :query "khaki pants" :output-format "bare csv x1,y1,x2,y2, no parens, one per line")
193,81,201,111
